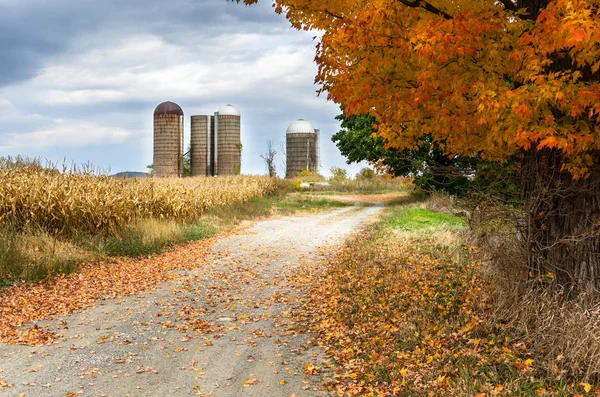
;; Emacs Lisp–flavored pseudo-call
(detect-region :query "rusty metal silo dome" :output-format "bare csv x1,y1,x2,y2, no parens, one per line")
286,119,320,177
154,101,184,116
153,101,184,178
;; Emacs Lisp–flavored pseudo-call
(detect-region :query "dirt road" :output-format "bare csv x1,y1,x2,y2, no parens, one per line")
0,205,382,396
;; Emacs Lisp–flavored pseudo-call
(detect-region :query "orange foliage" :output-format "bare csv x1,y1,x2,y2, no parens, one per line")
241,0,600,177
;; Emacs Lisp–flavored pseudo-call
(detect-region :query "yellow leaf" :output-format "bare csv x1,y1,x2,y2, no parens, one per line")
580,383,592,393
244,378,258,387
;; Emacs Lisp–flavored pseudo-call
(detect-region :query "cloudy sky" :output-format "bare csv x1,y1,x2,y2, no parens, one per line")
0,0,367,176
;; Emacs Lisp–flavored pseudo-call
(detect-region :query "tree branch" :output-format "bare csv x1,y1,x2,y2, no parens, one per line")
497,0,519,12
324,9,344,19
396,0,453,19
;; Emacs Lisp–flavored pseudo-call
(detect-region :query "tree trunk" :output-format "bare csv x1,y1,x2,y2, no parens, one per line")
514,0,600,293
521,149,600,292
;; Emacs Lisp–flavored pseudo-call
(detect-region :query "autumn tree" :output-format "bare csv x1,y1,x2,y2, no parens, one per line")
332,108,475,194
329,166,348,182
239,0,600,290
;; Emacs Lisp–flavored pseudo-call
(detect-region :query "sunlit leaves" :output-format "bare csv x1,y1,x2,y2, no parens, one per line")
240,0,600,177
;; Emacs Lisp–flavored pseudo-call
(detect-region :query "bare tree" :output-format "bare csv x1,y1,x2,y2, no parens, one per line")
260,140,277,177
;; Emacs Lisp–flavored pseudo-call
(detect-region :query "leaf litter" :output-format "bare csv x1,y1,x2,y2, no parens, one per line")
0,237,217,345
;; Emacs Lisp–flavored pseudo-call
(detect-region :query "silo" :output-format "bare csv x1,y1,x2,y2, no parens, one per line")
286,119,319,178
190,115,210,176
215,104,241,176
153,101,184,177
315,128,321,173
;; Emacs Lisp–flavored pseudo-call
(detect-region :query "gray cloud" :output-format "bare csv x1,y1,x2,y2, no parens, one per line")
0,0,367,176
0,0,282,87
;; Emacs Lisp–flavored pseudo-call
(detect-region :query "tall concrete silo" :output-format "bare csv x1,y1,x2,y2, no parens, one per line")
286,119,320,177
190,115,211,177
215,104,241,176
315,128,321,172
153,101,184,177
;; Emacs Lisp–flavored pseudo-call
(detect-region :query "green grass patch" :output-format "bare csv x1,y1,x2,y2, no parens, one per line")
385,207,467,231
103,235,163,257
103,218,218,258
181,221,218,241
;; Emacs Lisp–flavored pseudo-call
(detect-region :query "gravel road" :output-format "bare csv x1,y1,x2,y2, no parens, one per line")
0,205,382,397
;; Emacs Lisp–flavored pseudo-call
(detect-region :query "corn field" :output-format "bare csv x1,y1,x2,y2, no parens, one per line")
0,163,277,236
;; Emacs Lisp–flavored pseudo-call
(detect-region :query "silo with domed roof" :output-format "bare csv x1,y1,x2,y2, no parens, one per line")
215,104,241,176
153,101,184,177
286,119,320,178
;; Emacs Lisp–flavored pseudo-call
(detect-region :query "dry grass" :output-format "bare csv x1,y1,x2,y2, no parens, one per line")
0,231,94,284
389,202,468,263
294,176,414,193
494,285,600,380
472,202,600,380
431,228,464,249
425,190,455,212
327,177,413,193
392,227,464,264
317,192,411,205
482,240,600,380
127,218,181,246
19,233,93,265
